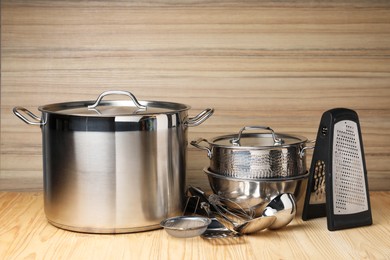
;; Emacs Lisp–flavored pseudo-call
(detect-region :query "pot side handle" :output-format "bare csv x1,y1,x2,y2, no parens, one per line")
299,140,316,158
185,108,214,127
190,138,213,158
13,107,44,126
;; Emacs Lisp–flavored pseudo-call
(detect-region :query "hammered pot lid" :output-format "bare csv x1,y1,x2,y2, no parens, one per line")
211,133,307,148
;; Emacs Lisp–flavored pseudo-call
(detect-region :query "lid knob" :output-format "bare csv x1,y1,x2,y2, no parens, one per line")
87,90,147,110
231,126,284,146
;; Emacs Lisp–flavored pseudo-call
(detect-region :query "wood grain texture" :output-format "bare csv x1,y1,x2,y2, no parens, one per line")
0,191,389,259
1,0,390,190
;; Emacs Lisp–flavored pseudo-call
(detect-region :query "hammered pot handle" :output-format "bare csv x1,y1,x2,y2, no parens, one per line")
185,108,214,127
190,138,213,158
299,140,316,158
13,107,44,126
88,90,146,109
231,126,283,145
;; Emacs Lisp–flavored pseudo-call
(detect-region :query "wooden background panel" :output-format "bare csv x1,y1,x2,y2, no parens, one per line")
1,0,390,191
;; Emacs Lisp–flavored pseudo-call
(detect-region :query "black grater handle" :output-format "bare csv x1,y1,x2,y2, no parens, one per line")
302,109,332,220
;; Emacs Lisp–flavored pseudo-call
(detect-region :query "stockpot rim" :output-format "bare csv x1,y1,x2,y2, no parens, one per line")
37,90,191,118
13,90,214,127
37,99,191,118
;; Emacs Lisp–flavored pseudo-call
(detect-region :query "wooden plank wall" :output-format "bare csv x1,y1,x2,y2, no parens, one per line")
1,0,389,191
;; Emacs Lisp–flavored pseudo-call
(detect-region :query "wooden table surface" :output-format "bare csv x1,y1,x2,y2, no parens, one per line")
0,191,389,260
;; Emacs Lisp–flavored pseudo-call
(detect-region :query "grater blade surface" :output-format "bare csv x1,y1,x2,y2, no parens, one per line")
309,160,326,205
332,120,368,215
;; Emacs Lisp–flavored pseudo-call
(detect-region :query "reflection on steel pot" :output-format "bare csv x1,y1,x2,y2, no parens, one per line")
204,167,308,217
192,126,312,179
13,90,214,233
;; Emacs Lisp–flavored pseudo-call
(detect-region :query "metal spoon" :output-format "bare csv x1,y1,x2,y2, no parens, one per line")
262,193,297,229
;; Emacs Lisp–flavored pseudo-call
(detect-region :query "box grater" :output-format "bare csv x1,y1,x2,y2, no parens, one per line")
302,108,372,231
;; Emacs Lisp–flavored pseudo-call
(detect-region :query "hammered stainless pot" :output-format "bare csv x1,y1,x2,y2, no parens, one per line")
191,126,311,179
13,90,214,233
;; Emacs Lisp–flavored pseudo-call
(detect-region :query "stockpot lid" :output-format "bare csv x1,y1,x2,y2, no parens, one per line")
38,90,190,117
210,126,307,148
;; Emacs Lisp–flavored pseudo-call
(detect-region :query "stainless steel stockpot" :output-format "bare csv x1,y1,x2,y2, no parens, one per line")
13,90,214,233
191,126,310,179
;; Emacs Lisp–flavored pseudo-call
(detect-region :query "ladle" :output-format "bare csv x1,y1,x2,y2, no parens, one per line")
187,186,238,238
200,202,239,239
262,193,297,229
188,186,276,235
208,194,276,234
235,215,277,234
